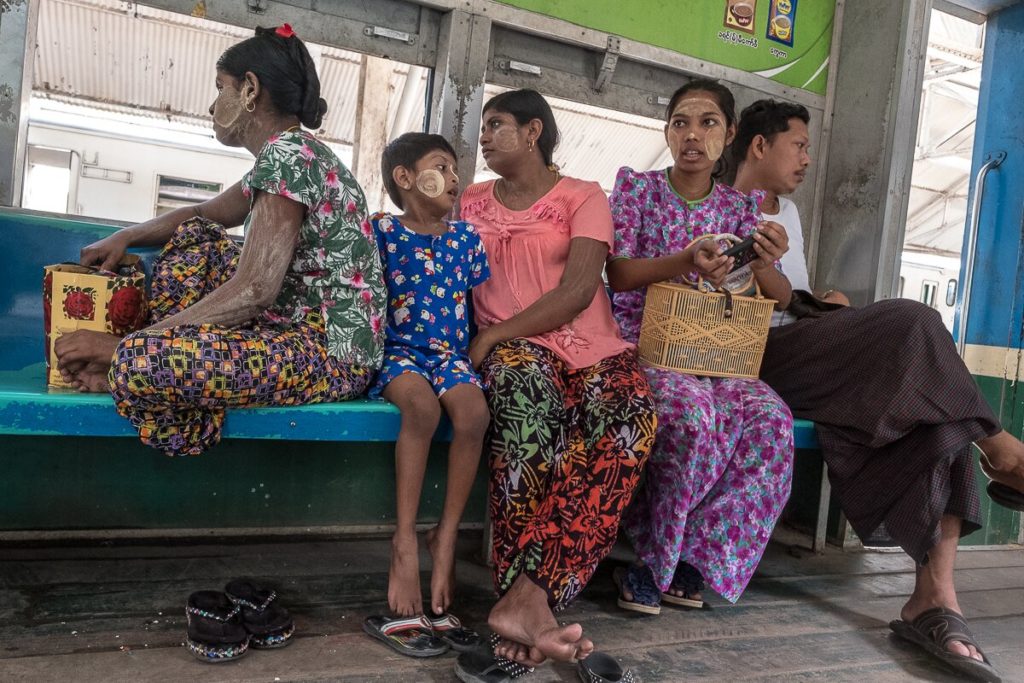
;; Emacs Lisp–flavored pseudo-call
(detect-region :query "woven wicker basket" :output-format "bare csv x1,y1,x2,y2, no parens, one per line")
637,280,777,379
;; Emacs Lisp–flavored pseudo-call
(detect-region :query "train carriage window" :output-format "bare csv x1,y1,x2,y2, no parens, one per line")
155,176,222,218
26,0,435,224
474,85,672,191
945,279,957,307
22,145,73,214
921,280,938,307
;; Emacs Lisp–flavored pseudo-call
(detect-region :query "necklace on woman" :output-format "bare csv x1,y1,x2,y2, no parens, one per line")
495,167,561,208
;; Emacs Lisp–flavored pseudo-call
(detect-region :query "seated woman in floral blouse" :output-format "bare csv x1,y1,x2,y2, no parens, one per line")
53,24,386,456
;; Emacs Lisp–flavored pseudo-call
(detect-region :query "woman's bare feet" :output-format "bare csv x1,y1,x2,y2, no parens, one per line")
487,574,594,664
388,533,422,617
495,637,546,668
426,525,457,616
72,365,112,393
54,330,121,375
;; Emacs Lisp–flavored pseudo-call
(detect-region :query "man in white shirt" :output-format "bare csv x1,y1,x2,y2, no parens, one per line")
732,98,1022,682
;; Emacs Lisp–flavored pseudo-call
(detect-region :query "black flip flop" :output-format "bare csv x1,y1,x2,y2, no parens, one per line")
454,634,534,683
578,652,637,683
889,607,1002,682
185,590,250,663
363,614,449,658
987,481,1024,511
429,613,481,652
224,579,295,649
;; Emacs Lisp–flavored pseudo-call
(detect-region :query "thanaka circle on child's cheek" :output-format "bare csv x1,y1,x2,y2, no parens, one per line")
416,169,446,198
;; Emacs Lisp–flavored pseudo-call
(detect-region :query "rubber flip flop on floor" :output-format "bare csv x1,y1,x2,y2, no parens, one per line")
889,607,1002,683
613,565,661,615
454,633,534,683
429,612,481,652
363,614,449,658
987,481,1024,512
185,590,250,663
577,651,637,683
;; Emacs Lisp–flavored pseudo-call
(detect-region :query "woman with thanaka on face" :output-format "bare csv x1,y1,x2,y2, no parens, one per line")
733,98,1021,682
362,133,490,655
457,89,657,671
52,25,386,456
607,79,794,614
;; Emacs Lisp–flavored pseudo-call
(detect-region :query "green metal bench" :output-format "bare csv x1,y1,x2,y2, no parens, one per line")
0,208,826,544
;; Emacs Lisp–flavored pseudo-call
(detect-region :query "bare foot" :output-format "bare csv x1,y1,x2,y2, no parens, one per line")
72,366,112,393
495,637,546,668
665,587,703,602
55,330,121,373
901,599,983,662
388,533,422,617
487,575,594,663
426,526,457,616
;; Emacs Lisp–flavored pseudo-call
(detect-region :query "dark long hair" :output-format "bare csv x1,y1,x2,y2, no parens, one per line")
482,89,560,167
665,78,737,179
217,26,327,129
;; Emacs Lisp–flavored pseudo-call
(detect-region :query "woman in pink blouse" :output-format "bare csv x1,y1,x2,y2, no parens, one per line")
459,90,657,670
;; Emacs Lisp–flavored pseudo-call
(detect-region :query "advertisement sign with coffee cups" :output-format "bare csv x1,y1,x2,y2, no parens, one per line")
724,1,757,34
497,0,835,95
767,0,797,46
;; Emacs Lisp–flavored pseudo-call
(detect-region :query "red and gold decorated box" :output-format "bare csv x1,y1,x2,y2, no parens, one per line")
43,256,148,388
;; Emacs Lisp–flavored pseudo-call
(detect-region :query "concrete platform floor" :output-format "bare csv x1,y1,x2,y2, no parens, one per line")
1,530,1022,682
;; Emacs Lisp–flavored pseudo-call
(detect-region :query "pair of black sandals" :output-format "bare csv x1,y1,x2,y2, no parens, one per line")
185,579,295,663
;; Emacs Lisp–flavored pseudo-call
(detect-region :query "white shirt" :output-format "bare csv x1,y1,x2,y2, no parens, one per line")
762,196,809,326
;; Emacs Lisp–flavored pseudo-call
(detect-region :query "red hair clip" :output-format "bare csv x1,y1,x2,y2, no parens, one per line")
275,23,295,38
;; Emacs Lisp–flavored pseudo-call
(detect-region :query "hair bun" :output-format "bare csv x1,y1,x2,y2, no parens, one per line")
301,97,327,130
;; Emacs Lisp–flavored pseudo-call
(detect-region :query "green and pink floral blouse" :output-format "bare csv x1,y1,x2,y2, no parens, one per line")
242,129,386,368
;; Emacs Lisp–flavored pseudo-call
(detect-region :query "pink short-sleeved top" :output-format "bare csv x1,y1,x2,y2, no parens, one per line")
460,177,633,370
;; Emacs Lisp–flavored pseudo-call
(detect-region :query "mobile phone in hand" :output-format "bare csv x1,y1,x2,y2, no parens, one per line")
722,234,758,271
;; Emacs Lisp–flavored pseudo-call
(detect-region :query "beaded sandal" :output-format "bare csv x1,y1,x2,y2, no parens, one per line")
224,579,295,649
185,590,250,663
454,633,534,682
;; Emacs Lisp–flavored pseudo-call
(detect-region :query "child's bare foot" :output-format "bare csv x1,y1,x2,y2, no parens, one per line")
426,525,457,616
388,533,422,617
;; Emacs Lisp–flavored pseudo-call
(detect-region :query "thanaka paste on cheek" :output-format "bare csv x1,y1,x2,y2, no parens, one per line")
493,126,521,153
415,169,446,198
213,88,244,128
669,97,726,160
705,127,726,162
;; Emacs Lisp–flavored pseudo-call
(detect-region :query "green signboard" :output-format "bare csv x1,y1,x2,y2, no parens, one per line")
497,0,835,95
